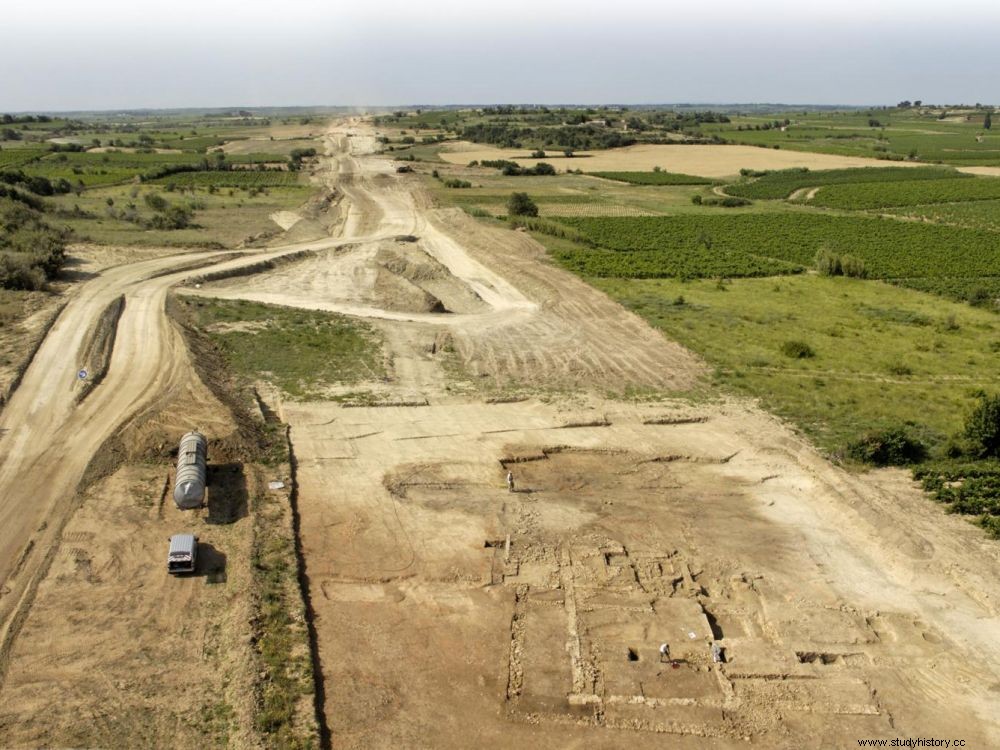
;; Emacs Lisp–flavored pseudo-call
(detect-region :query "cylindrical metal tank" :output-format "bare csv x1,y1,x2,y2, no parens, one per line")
173,430,207,509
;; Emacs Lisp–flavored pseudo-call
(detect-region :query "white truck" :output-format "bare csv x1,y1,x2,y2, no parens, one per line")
167,534,198,575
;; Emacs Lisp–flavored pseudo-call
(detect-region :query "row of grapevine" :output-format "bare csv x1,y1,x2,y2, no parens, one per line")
724,166,967,199
885,199,1000,232
589,171,714,186
150,170,302,187
552,214,1000,280
812,177,1000,209
0,149,47,168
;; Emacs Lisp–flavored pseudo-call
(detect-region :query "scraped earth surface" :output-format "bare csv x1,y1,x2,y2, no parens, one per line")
0,119,998,749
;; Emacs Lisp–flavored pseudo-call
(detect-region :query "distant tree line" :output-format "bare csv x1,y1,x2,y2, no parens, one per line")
462,122,637,151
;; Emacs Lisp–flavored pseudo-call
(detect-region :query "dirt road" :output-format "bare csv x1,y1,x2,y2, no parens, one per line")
1,120,999,748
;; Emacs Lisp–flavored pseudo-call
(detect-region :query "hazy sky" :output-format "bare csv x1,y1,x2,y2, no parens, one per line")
4,0,999,111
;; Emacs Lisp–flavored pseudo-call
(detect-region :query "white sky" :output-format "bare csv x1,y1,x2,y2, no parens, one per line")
4,0,998,111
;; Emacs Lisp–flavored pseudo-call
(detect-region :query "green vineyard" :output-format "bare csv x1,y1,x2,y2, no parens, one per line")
150,170,301,187
551,214,1000,286
811,176,1000,209
724,166,967,199
589,171,714,185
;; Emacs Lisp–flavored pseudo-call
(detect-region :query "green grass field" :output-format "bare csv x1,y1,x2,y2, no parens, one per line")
178,297,384,398
592,274,1000,453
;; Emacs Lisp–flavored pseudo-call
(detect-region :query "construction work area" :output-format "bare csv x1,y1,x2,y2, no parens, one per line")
0,121,998,749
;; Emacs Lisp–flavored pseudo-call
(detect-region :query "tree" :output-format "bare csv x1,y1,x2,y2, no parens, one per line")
964,393,1000,458
985,111,992,130
507,192,538,217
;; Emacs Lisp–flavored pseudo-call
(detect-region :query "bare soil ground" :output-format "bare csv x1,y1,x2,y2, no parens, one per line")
957,166,1000,177
0,291,64,408
284,397,1000,748
439,142,923,178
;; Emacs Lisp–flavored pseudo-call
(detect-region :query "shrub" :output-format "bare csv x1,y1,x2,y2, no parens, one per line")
815,248,866,278
780,340,815,359
144,192,168,212
847,426,927,466
146,205,193,230
507,192,538,217
964,393,1000,458
967,286,993,307
0,198,69,289
531,150,546,158
815,247,842,276
840,254,867,278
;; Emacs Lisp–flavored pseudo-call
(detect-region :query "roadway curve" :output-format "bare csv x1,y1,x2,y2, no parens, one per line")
0,125,400,654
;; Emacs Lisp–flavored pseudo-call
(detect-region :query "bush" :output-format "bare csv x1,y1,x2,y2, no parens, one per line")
780,340,815,359
815,248,867,278
967,286,993,307
0,198,69,289
840,254,867,278
144,192,168,212
847,426,927,466
964,393,1000,458
507,192,538,217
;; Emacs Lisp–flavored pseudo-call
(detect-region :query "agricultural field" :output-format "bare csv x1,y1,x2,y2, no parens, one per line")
150,170,302,188
0,113,324,258
723,165,964,199
0,149,47,168
548,214,1000,289
884,198,1000,232
810,175,1000,209
385,104,1000,170
588,170,715,185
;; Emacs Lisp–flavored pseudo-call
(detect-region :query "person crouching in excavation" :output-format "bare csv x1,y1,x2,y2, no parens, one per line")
507,471,515,493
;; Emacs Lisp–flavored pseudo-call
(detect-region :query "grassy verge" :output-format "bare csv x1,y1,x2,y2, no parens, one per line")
168,293,322,746
177,297,385,399
252,468,319,749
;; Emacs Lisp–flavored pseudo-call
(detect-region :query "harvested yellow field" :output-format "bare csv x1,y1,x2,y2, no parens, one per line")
439,141,923,178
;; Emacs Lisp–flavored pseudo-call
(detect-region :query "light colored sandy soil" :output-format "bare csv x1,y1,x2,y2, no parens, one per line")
283,395,1000,748
439,142,923,178
270,209,303,230
957,166,1000,177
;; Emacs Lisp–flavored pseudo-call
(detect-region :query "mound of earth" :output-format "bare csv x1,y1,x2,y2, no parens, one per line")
373,242,488,315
